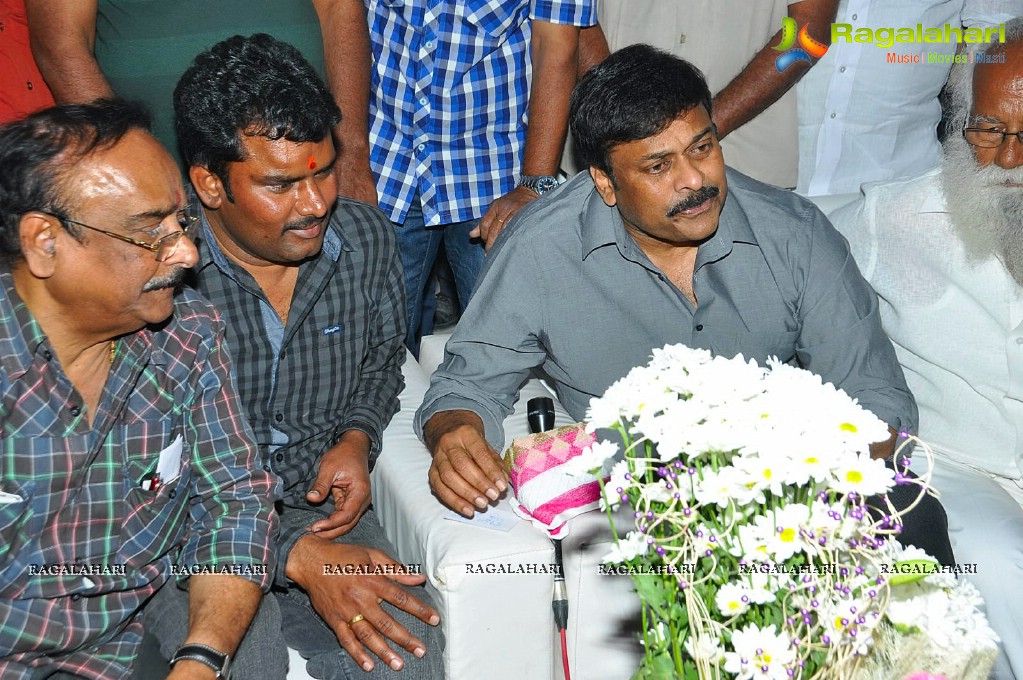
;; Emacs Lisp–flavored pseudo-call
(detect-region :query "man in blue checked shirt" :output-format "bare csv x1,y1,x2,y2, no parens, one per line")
335,0,597,356
0,100,281,679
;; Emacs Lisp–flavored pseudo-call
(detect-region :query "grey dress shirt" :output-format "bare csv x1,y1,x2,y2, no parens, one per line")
416,169,916,451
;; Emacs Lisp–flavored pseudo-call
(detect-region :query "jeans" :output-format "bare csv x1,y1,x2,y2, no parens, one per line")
140,574,289,680
275,507,445,680
394,195,484,356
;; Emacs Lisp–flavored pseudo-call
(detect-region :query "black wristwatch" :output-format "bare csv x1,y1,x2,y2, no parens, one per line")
517,174,559,197
169,643,232,679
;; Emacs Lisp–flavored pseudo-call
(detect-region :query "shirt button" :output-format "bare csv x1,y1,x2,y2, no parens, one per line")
419,96,428,105
1016,337,1023,345
851,13,858,20
43,350,53,361
275,453,285,463
280,349,287,360
275,412,284,422
417,143,426,151
679,33,686,44
695,324,704,332
71,594,82,601
830,112,837,119
26,81,33,90
70,405,81,417
168,489,177,499
425,40,434,48
263,464,272,472
839,66,847,73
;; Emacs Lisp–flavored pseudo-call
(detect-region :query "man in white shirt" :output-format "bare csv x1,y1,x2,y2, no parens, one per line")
593,0,836,188
831,21,1023,678
798,0,1023,196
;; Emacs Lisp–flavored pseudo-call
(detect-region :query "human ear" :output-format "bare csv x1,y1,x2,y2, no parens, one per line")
18,212,60,278
189,165,226,209
590,167,618,207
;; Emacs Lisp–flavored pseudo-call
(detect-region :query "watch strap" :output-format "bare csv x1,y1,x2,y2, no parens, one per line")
170,643,231,679
517,174,559,196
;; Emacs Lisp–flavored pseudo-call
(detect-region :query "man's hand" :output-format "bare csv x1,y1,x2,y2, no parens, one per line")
870,426,899,461
286,535,440,672
306,430,372,538
334,153,379,206
470,186,539,250
423,410,509,517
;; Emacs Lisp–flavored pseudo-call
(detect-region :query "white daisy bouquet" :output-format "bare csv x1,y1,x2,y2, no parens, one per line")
571,343,982,679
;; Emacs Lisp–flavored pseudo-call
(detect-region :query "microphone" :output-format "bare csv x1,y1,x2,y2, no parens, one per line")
527,397,569,634
527,397,556,434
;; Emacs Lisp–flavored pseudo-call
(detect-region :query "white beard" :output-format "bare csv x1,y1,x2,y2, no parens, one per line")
941,132,1023,284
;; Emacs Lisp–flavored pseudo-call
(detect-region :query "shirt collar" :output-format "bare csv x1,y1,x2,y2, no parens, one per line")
0,268,48,379
0,268,157,380
193,201,349,278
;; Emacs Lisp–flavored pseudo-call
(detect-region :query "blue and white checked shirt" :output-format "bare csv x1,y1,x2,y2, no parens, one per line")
367,0,596,226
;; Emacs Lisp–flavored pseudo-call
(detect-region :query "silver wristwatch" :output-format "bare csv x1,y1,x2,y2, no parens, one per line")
170,643,232,679
517,174,559,196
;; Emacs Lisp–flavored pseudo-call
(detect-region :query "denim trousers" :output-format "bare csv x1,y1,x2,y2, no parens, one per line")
274,507,445,680
394,195,484,356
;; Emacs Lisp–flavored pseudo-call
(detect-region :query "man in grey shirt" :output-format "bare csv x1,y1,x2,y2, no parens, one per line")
416,45,950,562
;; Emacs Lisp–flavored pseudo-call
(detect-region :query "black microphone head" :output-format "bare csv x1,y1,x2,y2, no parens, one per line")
527,396,556,433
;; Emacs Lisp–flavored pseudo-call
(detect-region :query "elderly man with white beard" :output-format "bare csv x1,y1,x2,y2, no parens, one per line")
831,18,1023,679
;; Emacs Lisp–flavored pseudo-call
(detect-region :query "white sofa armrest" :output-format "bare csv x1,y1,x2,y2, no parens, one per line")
373,346,559,679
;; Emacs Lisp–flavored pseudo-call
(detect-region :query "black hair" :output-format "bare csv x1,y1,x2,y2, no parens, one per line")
174,33,341,199
0,99,152,263
570,44,713,181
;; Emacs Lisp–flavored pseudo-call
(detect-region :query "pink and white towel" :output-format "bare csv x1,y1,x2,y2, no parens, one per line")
503,423,604,538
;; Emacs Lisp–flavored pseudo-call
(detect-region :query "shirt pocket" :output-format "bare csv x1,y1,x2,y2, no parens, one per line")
119,420,190,569
464,0,524,39
0,478,33,565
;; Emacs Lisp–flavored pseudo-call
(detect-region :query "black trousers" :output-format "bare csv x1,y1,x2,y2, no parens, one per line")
868,462,955,566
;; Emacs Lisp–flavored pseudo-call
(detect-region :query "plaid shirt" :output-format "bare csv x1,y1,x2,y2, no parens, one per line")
367,0,596,226
0,271,279,680
190,198,406,587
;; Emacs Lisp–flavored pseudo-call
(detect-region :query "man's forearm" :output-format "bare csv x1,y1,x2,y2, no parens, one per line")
312,0,377,201
520,22,581,176
577,24,610,78
26,0,114,102
712,0,837,138
181,575,263,655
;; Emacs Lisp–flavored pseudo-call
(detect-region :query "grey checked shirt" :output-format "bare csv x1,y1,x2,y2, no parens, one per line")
416,169,917,451
189,198,406,586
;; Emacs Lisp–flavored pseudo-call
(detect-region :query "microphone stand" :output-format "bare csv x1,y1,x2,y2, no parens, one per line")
527,397,571,679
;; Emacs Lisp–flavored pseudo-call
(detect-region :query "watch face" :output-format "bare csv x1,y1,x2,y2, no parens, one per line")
535,176,559,194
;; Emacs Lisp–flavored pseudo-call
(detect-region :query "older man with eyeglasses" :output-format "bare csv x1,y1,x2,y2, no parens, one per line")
0,99,282,680
831,17,1023,679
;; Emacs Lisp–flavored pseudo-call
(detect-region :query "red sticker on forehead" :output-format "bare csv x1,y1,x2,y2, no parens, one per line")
308,156,317,170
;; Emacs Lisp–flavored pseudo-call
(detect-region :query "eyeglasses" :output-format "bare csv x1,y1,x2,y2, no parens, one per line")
963,127,1023,148
53,208,199,262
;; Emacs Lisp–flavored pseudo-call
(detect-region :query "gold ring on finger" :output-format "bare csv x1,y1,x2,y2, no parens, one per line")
349,614,365,625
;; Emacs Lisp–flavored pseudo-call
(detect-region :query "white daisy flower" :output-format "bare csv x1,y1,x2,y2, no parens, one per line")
562,439,620,476
602,531,650,563
830,452,895,496
723,623,795,680
715,581,752,618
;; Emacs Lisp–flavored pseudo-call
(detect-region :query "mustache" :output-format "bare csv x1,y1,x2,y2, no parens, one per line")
142,267,187,293
667,185,721,217
283,215,325,233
